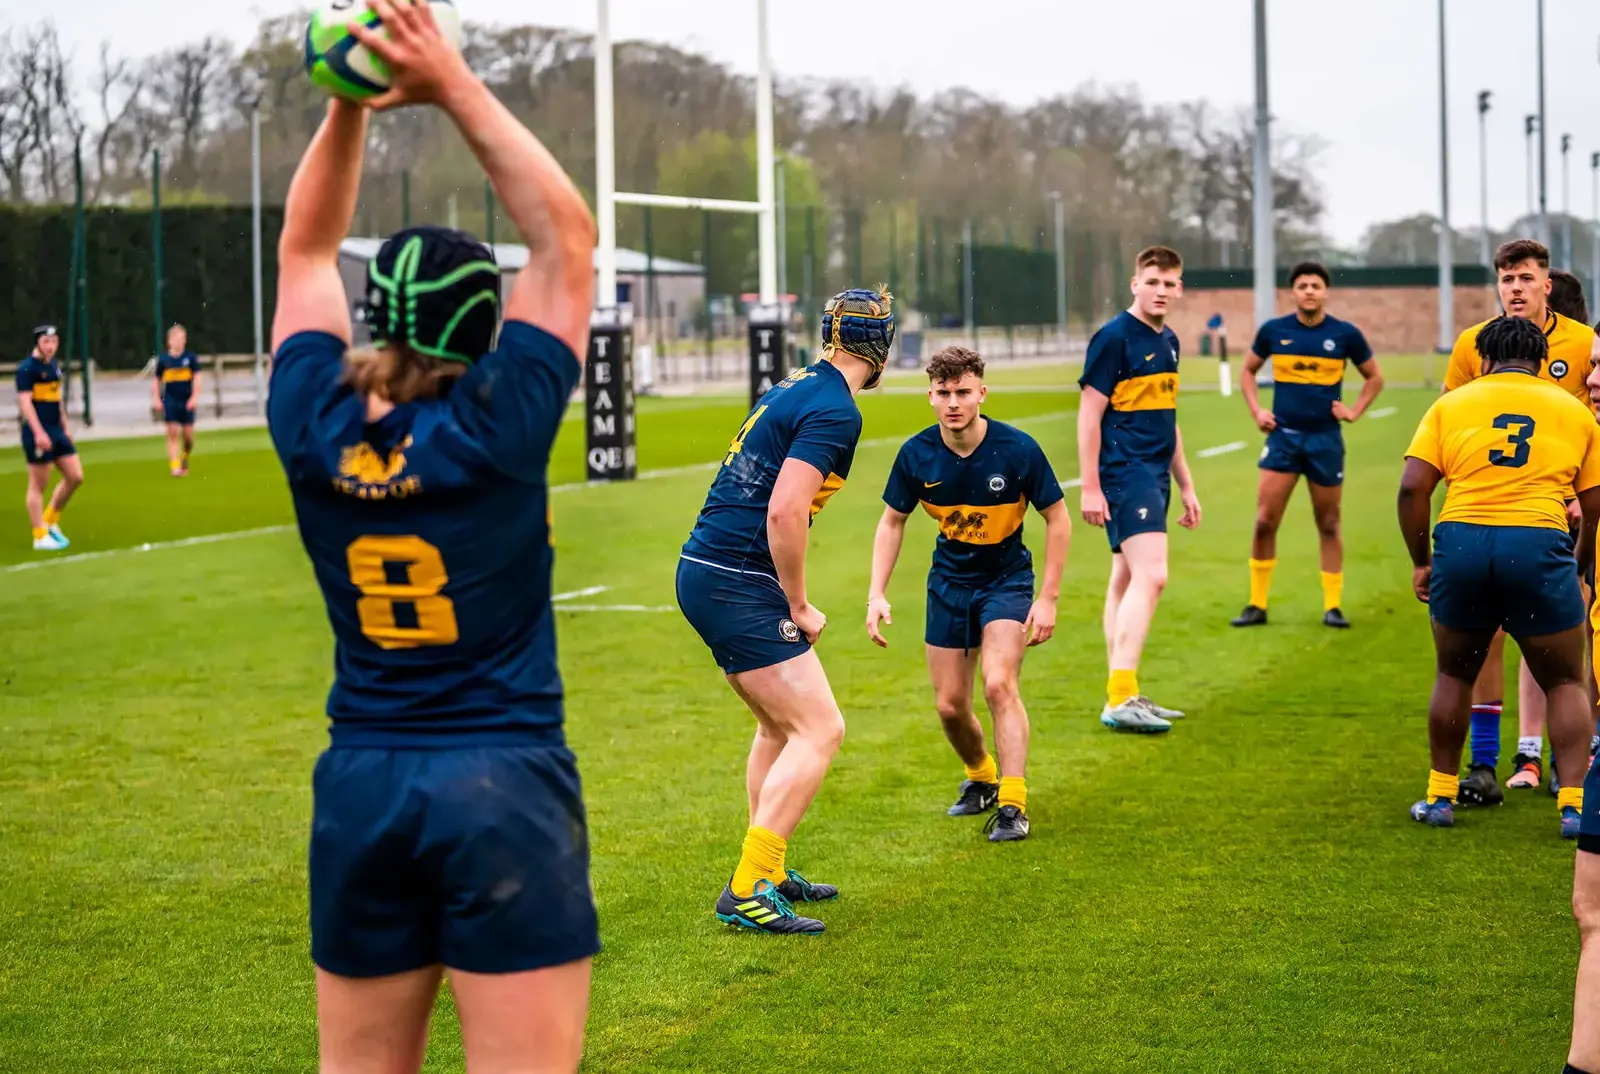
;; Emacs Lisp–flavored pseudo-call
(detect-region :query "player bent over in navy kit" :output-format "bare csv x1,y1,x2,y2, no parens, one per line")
1398,317,1600,843
267,6,598,1070
1233,261,1382,629
678,288,893,934
1078,246,1201,733
16,324,82,551
866,346,1069,842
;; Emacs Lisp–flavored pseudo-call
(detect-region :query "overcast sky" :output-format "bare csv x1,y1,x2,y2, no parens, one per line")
26,0,1600,247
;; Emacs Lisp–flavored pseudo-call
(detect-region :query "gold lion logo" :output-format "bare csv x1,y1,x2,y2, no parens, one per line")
944,509,989,535
338,436,412,484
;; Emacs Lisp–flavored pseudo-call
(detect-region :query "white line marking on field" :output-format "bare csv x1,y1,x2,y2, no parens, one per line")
2,524,294,574
551,585,609,602
1197,440,1247,458
553,603,676,613
1369,406,1397,419
1063,477,1083,490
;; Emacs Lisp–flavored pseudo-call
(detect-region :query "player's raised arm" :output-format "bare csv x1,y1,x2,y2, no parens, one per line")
1076,387,1109,526
355,0,594,360
271,100,368,350
867,506,909,647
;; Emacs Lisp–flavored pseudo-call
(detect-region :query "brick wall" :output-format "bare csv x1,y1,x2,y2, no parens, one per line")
1166,285,1499,356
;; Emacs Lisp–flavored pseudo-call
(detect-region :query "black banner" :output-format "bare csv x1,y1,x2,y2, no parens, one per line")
584,307,636,481
747,305,787,408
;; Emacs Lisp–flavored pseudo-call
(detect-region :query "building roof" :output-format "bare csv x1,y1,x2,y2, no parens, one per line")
339,237,705,276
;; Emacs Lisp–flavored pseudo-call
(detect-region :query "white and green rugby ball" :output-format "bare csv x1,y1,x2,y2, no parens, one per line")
305,0,462,101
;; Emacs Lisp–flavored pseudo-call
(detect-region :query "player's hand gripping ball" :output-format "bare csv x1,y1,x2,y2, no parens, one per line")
821,286,896,389
305,0,462,101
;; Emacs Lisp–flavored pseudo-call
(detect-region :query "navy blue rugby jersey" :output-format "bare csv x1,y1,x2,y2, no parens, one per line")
681,361,862,577
266,322,580,747
1251,313,1373,432
882,419,1063,587
15,356,64,427
156,351,201,401
1079,310,1179,476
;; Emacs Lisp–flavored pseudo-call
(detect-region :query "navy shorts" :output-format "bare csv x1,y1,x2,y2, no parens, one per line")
1429,521,1585,637
162,396,195,425
926,572,1034,650
1104,474,1170,554
309,744,599,978
676,555,809,674
19,424,75,464
1260,425,1344,487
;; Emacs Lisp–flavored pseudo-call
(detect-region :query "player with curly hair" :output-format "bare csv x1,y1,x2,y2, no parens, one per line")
678,287,893,934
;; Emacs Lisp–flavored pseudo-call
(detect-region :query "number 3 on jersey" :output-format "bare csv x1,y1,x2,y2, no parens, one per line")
346,535,459,649
724,405,768,466
1488,413,1536,468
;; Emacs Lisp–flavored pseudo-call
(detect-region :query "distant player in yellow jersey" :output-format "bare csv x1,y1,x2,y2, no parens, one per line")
1442,240,1600,805
1399,316,1600,839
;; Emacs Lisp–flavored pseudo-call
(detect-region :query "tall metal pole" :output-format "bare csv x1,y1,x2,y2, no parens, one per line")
1252,0,1275,329
775,156,787,300
251,101,265,415
1527,115,1538,220
1436,0,1453,352
401,169,411,229
484,179,496,248
1562,133,1573,267
1051,191,1066,348
963,217,975,347
754,0,777,304
1592,151,1600,297
1537,0,1549,245
1478,91,1492,269
152,147,163,360
594,0,617,308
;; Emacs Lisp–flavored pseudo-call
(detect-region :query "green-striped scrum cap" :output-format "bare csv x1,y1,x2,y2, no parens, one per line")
364,225,501,365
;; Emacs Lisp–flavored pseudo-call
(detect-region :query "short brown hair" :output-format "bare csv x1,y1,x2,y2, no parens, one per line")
926,345,985,383
1135,246,1183,273
343,344,467,405
1494,238,1550,271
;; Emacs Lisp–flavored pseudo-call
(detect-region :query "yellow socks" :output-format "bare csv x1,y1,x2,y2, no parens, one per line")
1560,786,1585,813
1426,769,1458,804
1108,669,1139,708
998,776,1026,813
42,505,61,527
31,527,46,541
1321,572,1344,612
964,754,998,784
1248,558,1276,609
730,825,787,898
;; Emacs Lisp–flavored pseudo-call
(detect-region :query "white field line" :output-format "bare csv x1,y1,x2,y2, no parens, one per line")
1196,441,1248,458
554,603,676,613
551,585,609,602
1369,406,1398,419
2,407,1284,577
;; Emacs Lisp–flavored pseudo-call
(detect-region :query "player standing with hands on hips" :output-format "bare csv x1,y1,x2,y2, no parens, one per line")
270,2,599,1070
1077,246,1199,734
151,323,201,477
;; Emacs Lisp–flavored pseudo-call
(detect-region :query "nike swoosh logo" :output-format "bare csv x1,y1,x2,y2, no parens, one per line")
1143,353,1155,362
1280,339,1293,345
924,481,942,488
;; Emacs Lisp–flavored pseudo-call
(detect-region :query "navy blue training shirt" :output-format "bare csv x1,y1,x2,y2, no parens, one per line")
1079,310,1180,478
156,350,201,402
1251,313,1373,432
883,419,1064,587
267,322,581,748
681,361,862,578
15,356,64,427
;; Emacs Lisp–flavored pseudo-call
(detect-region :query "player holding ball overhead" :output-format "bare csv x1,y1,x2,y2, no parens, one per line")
271,1,598,1070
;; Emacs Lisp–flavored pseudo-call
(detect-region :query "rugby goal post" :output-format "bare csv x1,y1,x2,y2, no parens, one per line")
583,0,783,482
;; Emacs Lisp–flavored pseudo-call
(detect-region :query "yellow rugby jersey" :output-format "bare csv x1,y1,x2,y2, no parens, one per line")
1444,310,1594,403
1406,369,1600,530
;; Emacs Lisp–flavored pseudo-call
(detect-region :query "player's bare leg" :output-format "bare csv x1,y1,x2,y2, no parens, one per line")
927,644,996,816
979,619,1031,841
316,965,441,1074
1234,470,1296,626
24,463,49,535
165,422,183,474
1411,621,1496,827
452,959,592,1074
727,676,787,822
49,453,83,514
1568,851,1600,1072
1101,531,1179,731
1518,625,1591,837
1102,553,1131,662
1308,481,1348,627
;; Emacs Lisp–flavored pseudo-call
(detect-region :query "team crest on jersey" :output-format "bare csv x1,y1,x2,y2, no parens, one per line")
339,436,412,484
943,509,990,536
1323,339,1336,352
1552,359,1570,378
988,474,1006,493
779,618,801,642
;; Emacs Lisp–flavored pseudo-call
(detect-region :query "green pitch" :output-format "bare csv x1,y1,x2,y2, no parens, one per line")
0,380,1581,1072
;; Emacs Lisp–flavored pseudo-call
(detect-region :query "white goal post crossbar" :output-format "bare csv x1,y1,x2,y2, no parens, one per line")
594,0,778,309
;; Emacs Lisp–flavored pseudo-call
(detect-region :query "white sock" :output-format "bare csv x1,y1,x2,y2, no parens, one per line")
1518,736,1543,759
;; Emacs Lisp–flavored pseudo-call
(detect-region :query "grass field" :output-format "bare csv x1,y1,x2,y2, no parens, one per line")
0,372,1584,1072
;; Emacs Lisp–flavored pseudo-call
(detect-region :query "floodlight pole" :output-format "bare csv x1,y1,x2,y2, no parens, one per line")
755,0,777,304
594,0,617,308
1592,151,1600,294
1051,191,1066,349
1477,91,1492,269
1537,0,1548,246
1436,0,1453,353
1251,0,1275,330
251,98,265,414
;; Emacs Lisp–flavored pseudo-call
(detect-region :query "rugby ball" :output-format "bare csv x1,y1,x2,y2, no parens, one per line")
305,0,462,101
